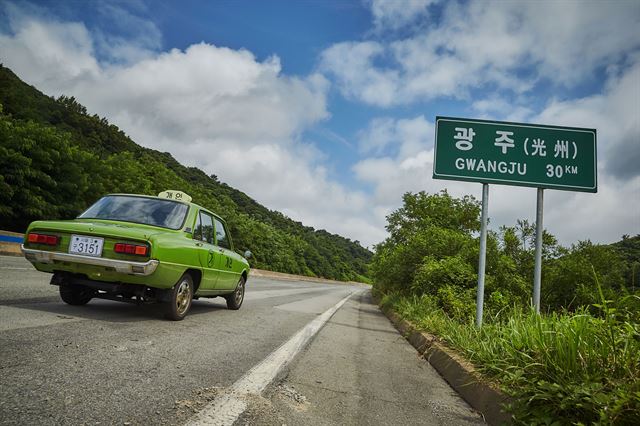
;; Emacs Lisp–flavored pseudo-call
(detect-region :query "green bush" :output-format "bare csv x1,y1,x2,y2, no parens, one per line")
545,241,627,310
372,191,480,294
435,284,476,322
412,256,476,295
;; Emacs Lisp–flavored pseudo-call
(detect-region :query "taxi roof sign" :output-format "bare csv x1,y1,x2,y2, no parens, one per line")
158,190,192,203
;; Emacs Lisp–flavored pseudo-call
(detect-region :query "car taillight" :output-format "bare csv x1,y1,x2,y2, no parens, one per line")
114,243,148,256
27,233,59,246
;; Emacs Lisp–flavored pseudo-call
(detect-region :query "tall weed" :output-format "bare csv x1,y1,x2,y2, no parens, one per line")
387,292,640,424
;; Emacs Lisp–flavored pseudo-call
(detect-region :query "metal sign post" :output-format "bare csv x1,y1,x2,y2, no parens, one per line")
533,188,544,312
476,183,489,327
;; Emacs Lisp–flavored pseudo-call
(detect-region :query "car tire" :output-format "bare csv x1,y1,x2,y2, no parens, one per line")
225,276,245,310
59,284,94,306
164,273,194,321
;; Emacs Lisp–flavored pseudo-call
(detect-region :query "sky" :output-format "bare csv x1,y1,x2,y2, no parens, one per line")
0,0,638,249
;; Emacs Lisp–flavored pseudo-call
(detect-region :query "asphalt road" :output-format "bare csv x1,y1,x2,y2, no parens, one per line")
0,255,483,425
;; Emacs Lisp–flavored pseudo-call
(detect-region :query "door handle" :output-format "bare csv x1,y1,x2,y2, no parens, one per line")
195,242,203,247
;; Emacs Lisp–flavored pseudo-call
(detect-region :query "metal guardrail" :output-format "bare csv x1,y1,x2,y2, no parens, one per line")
0,234,23,243
0,231,25,256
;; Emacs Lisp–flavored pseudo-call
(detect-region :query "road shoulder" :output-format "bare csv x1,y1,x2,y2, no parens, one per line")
242,291,484,425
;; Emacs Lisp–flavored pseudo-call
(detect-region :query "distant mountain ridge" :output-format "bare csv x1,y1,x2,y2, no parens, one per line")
0,64,372,281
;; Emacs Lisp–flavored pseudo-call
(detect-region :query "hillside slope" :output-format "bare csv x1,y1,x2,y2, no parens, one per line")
0,65,372,281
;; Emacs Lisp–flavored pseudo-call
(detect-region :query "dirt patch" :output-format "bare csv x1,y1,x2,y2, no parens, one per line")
274,383,309,412
175,386,288,426
236,393,283,425
174,386,223,421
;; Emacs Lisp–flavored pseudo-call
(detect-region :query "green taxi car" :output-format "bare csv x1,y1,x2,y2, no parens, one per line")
21,191,251,320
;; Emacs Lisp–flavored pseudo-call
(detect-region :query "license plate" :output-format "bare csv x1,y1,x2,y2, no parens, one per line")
69,235,104,257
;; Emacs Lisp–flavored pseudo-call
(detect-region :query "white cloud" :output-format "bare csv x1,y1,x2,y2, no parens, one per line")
0,18,100,88
70,44,331,152
207,143,384,246
357,117,396,154
353,115,438,229
368,0,437,31
340,0,640,246
353,58,640,246
322,1,640,106
1,1,638,251
0,18,330,150
471,96,533,123
320,41,399,106
0,9,386,247
535,58,640,180
92,2,162,64
357,115,432,158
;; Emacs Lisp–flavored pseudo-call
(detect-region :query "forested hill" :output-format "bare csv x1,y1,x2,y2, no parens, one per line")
0,65,372,281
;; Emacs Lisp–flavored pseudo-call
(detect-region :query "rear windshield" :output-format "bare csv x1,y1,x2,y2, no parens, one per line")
78,195,189,230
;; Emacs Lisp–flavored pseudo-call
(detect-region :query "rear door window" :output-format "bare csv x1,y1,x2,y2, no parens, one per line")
194,211,214,244
199,212,215,244
193,213,203,241
214,218,231,249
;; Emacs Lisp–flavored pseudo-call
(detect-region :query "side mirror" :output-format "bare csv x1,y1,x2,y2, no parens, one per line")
244,250,253,260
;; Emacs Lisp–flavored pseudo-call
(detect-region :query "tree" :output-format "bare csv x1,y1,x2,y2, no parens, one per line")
385,190,480,245
372,191,481,301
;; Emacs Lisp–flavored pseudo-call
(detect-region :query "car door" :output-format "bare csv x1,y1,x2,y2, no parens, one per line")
193,211,220,291
213,217,240,290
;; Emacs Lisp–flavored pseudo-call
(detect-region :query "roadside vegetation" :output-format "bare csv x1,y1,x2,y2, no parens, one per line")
0,65,371,281
373,191,640,424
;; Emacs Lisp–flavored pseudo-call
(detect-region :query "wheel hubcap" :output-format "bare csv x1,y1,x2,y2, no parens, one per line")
176,280,191,315
235,280,244,305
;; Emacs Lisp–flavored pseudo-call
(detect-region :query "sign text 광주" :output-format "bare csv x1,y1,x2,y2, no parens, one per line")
433,117,597,192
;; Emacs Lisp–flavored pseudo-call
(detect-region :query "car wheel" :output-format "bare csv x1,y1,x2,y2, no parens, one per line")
164,273,194,321
59,284,94,306
225,276,245,310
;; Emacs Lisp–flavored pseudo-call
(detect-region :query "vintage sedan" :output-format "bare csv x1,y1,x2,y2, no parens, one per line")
21,190,251,320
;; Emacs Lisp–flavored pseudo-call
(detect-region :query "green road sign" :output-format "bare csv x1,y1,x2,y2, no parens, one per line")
433,117,597,192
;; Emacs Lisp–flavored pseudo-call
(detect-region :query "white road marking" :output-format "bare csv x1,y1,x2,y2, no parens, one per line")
0,267,33,270
275,290,352,314
186,291,356,426
244,287,325,301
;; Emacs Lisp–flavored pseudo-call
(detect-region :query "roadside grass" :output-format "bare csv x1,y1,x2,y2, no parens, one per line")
380,292,640,424
354,274,373,285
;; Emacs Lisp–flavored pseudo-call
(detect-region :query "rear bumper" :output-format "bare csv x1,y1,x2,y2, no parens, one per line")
21,245,159,276
50,272,171,303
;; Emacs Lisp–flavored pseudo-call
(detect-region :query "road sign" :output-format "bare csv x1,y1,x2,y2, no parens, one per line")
433,117,597,192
